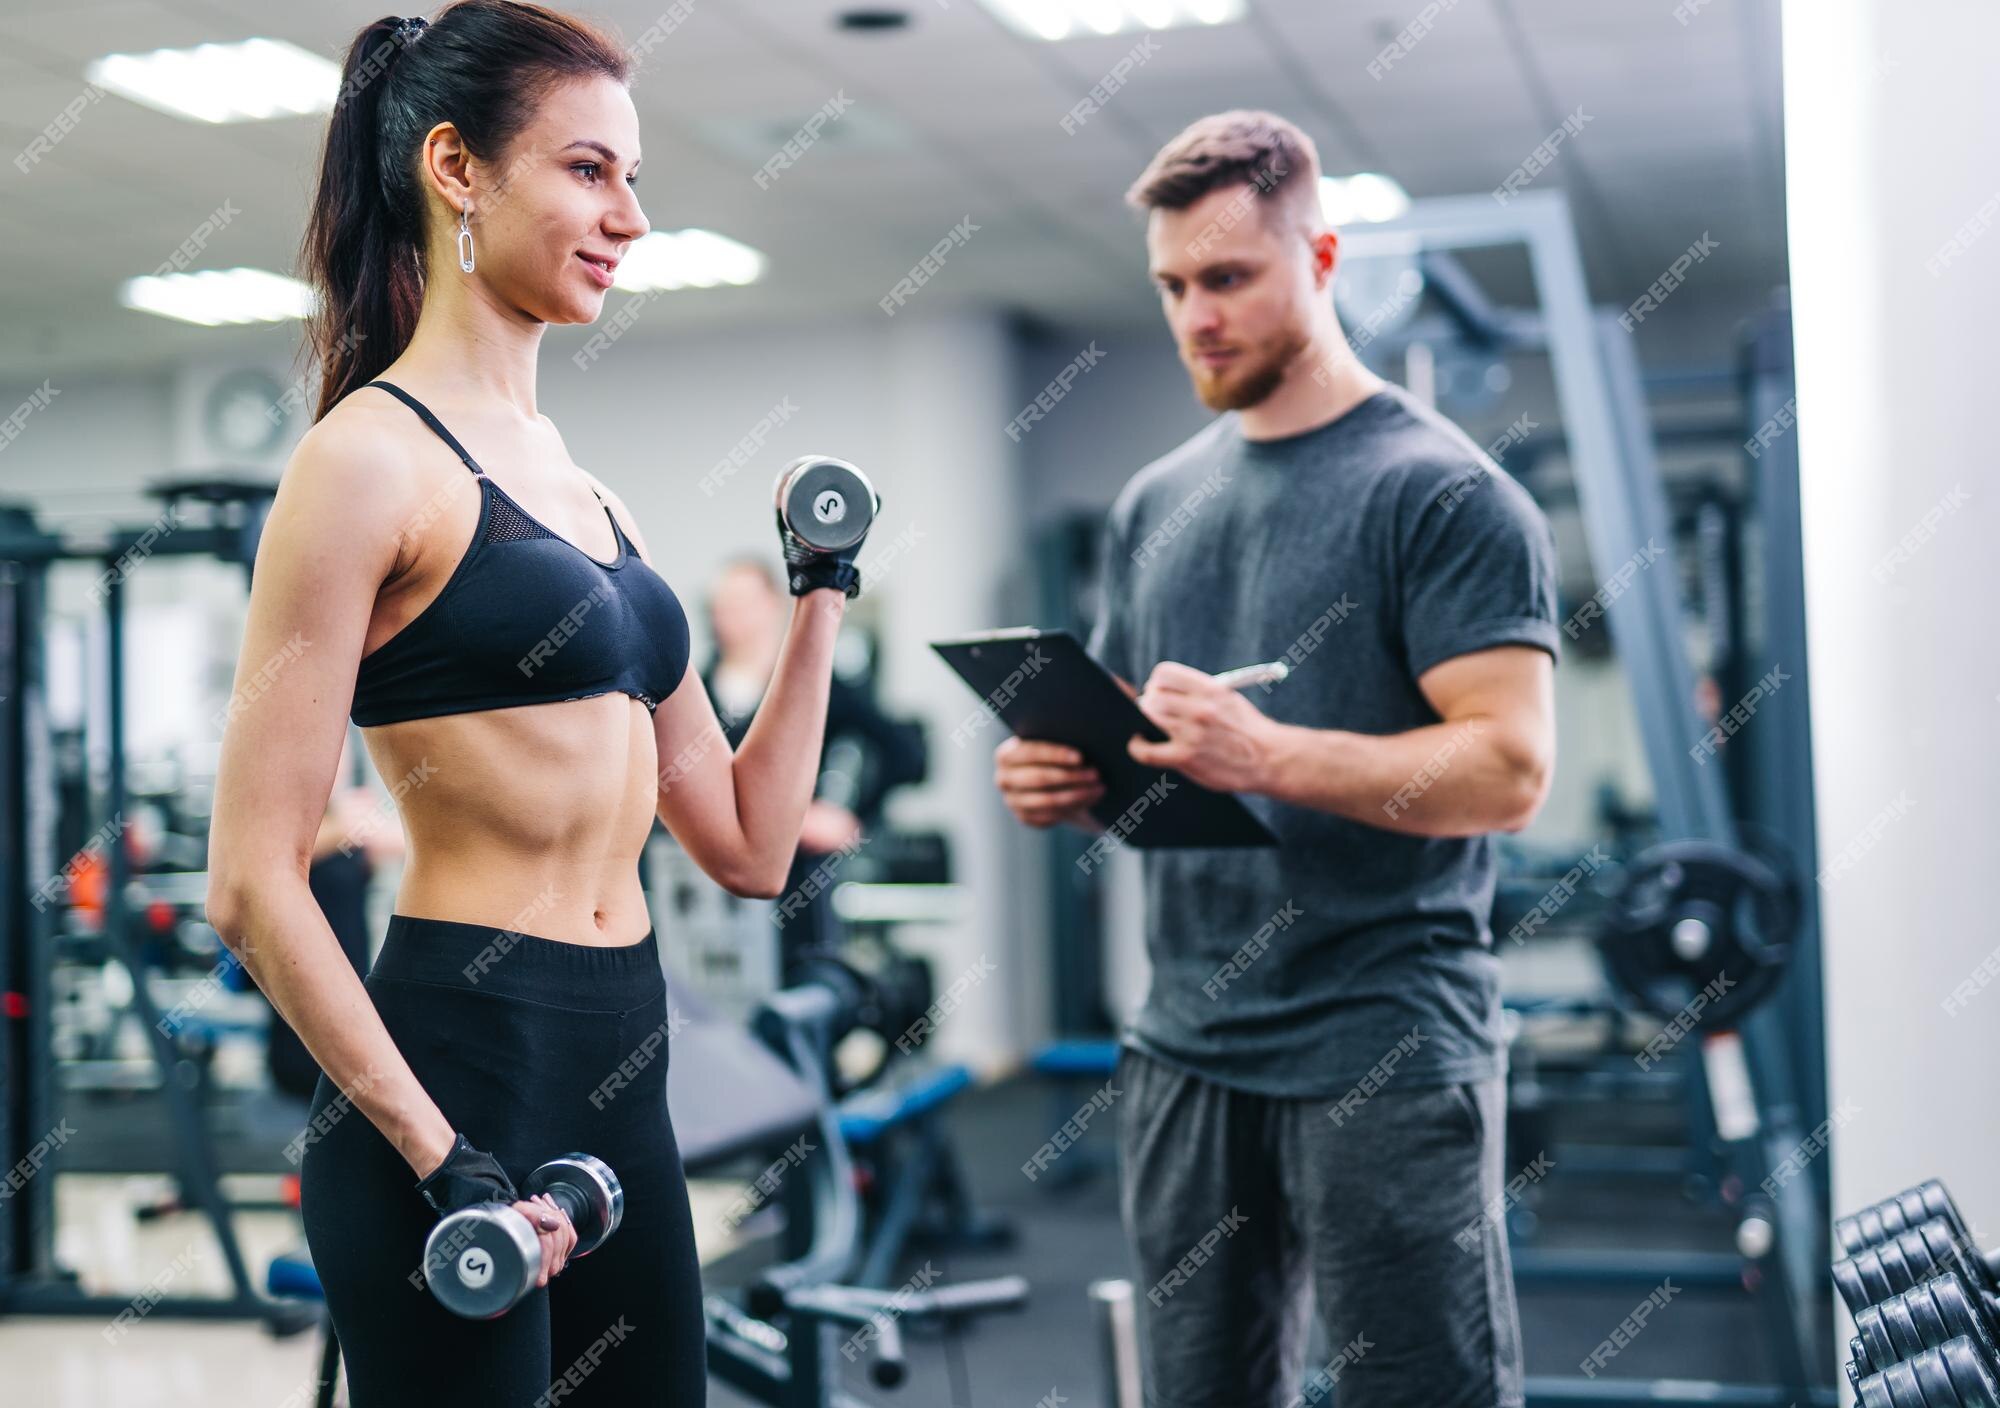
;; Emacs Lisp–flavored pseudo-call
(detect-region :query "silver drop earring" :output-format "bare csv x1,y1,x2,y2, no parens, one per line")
457,205,476,274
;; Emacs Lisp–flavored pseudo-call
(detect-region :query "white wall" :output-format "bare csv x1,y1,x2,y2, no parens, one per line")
1783,0,2000,1369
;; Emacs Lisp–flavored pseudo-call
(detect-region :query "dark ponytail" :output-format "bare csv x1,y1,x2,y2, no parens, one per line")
299,1,631,421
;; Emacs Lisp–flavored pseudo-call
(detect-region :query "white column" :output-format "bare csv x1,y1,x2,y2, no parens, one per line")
1783,0,2000,1321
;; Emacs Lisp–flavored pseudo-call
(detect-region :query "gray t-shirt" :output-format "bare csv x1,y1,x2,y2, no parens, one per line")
1086,386,1560,1099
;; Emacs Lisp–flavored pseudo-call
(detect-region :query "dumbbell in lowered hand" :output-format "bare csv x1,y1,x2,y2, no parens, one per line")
422,1154,624,1319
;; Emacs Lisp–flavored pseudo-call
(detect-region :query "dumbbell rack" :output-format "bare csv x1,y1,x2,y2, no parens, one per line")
1833,1181,2000,1406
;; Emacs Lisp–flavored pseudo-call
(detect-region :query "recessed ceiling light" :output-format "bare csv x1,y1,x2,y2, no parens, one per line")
973,0,1244,41
615,230,768,292
86,38,340,124
120,268,316,326
1321,172,1412,225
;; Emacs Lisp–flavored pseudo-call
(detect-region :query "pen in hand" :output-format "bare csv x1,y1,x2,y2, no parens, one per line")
1209,659,1291,691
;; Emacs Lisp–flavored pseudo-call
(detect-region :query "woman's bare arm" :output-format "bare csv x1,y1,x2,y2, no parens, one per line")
586,473,841,898
205,416,458,1178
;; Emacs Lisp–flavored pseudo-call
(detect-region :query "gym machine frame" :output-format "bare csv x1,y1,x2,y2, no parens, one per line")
0,484,312,1331
1330,192,1831,1405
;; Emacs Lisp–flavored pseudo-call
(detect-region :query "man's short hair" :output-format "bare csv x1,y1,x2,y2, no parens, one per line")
1125,110,1324,232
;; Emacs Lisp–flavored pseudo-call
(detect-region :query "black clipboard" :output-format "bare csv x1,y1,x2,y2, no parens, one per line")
931,627,1279,849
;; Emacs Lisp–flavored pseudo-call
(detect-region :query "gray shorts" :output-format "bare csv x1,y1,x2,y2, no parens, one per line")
1116,1044,1524,1408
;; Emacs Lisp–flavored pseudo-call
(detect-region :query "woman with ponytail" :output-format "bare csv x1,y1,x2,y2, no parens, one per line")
205,4,862,1402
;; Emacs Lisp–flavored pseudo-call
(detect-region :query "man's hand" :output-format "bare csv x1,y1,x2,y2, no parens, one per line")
995,737,1107,829
1126,661,1280,794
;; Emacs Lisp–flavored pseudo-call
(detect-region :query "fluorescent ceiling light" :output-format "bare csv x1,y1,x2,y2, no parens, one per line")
974,0,1245,41
1320,173,1412,226
615,229,767,292
120,268,315,326
87,38,340,123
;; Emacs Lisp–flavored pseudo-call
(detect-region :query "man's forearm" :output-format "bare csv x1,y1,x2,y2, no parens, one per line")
1255,717,1543,837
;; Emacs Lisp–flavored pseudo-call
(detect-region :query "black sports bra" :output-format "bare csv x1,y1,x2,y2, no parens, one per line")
349,381,691,728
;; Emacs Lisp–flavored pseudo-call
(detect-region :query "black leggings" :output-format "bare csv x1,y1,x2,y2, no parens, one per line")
300,915,707,1406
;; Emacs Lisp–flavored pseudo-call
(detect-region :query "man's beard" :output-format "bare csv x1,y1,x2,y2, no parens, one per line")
1189,321,1311,412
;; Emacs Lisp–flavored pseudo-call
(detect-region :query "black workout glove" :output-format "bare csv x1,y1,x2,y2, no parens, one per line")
774,494,879,600
414,1132,518,1217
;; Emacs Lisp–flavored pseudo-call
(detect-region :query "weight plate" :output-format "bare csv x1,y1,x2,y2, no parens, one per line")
1881,1240,1922,1297
1840,1259,1881,1317
1930,1275,2000,1377
1859,1208,1889,1250
1884,1292,1930,1364
1882,1359,1930,1408
1857,1367,1896,1408
1596,840,1797,1028
1917,1347,1967,1408
1857,1250,1901,1307
1909,1280,1955,1355
1941,1336,2000,1408
1855,1305,1900,1375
